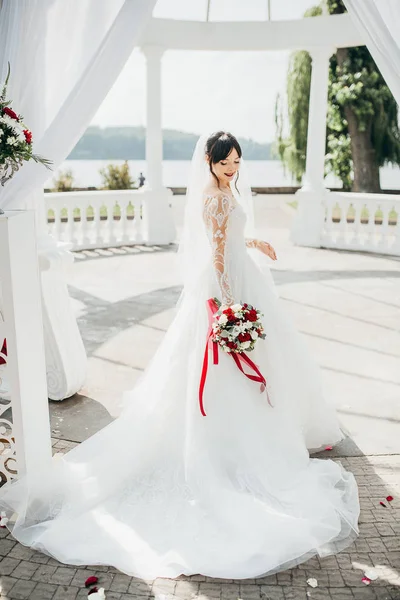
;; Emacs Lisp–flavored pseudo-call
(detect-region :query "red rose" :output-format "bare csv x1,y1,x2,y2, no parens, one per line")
3,107,19,120
23,129,32,144
226,341,237,350
247,310,258,322
238,332,251,343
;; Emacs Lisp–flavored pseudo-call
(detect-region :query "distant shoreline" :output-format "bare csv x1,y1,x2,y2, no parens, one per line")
65,157,281,162
68,126,275,161
65,155,281,162
47,158,400,191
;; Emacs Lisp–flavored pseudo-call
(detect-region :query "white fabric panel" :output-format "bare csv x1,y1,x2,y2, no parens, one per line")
344,0,400,106
0,0,156,211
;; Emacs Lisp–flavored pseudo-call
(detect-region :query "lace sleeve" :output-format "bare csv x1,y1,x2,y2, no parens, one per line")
245,238,258,249
203,194,234,306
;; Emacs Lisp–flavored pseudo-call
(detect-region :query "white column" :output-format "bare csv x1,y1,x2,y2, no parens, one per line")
143,45,164,191
291,46,335,247
141,46,176,245
0,211,52,481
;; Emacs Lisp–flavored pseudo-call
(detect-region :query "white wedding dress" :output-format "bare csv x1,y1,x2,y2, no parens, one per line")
0,145,360,580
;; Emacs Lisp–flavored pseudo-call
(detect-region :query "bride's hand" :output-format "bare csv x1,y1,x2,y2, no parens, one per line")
257,241,277,260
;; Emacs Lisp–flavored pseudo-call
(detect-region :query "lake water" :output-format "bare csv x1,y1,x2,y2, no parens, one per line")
45,159,400,190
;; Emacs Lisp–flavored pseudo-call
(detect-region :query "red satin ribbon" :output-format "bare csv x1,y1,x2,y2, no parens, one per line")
199,299,272,416
231,352,273,407
0,339,7,366
199,299,220,416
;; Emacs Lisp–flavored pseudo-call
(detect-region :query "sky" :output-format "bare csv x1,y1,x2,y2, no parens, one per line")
91,0,316,144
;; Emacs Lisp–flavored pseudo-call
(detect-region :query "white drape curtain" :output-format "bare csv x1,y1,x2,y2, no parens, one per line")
344,0,400,106
0,0,156,212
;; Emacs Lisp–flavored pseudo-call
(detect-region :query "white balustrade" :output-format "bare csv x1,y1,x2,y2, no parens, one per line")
321,192,400,256
45,189,148,251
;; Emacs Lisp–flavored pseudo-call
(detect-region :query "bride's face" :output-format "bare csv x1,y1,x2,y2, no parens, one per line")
211,148,241,187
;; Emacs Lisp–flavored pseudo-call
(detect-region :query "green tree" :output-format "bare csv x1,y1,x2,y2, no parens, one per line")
52,169,75,192
99,161,135,190
275,0,400,192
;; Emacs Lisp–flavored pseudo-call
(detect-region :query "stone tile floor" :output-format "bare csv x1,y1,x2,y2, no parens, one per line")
1,197,400,599
1,441,399,599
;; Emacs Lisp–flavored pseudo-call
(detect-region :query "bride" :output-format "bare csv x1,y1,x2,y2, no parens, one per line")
0,131,359,580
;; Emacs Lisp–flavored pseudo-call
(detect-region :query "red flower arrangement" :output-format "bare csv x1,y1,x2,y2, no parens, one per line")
0,62,52,188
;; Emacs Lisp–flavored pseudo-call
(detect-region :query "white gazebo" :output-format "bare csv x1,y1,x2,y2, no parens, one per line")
45,5,400,259
138,7,362,249
1,0,400,484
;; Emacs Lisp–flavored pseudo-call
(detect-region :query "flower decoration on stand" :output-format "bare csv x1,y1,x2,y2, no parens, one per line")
0,63,52,195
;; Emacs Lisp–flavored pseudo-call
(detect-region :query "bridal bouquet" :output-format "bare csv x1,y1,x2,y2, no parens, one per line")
0,63,52,186
211,299,266,353
199,298,271,416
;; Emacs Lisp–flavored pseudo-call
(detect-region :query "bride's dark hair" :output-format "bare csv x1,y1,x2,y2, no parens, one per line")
205,131,242,194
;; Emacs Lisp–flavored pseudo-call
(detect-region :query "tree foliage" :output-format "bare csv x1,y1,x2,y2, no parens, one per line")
275,0,400,191
275,50,311,183
52,169,75,192
99,161,135,190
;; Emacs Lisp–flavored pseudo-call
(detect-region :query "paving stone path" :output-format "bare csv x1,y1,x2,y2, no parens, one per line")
0,441,399,599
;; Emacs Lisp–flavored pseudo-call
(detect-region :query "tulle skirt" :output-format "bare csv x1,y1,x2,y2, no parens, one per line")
0,250,359,579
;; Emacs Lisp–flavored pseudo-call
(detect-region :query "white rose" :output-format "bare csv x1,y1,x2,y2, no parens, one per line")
16,130,26,143
14,123,24,137
241,341,252,350
2,115,18,131
231,303,242,312
6,136,16,146
231,326,242,337
218,314,228,325
251,330,259,340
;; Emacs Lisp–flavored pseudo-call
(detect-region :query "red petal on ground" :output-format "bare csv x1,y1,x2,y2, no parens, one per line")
386,495,394,502
85,576,98,587
379,501,387,507
361,577,371,585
